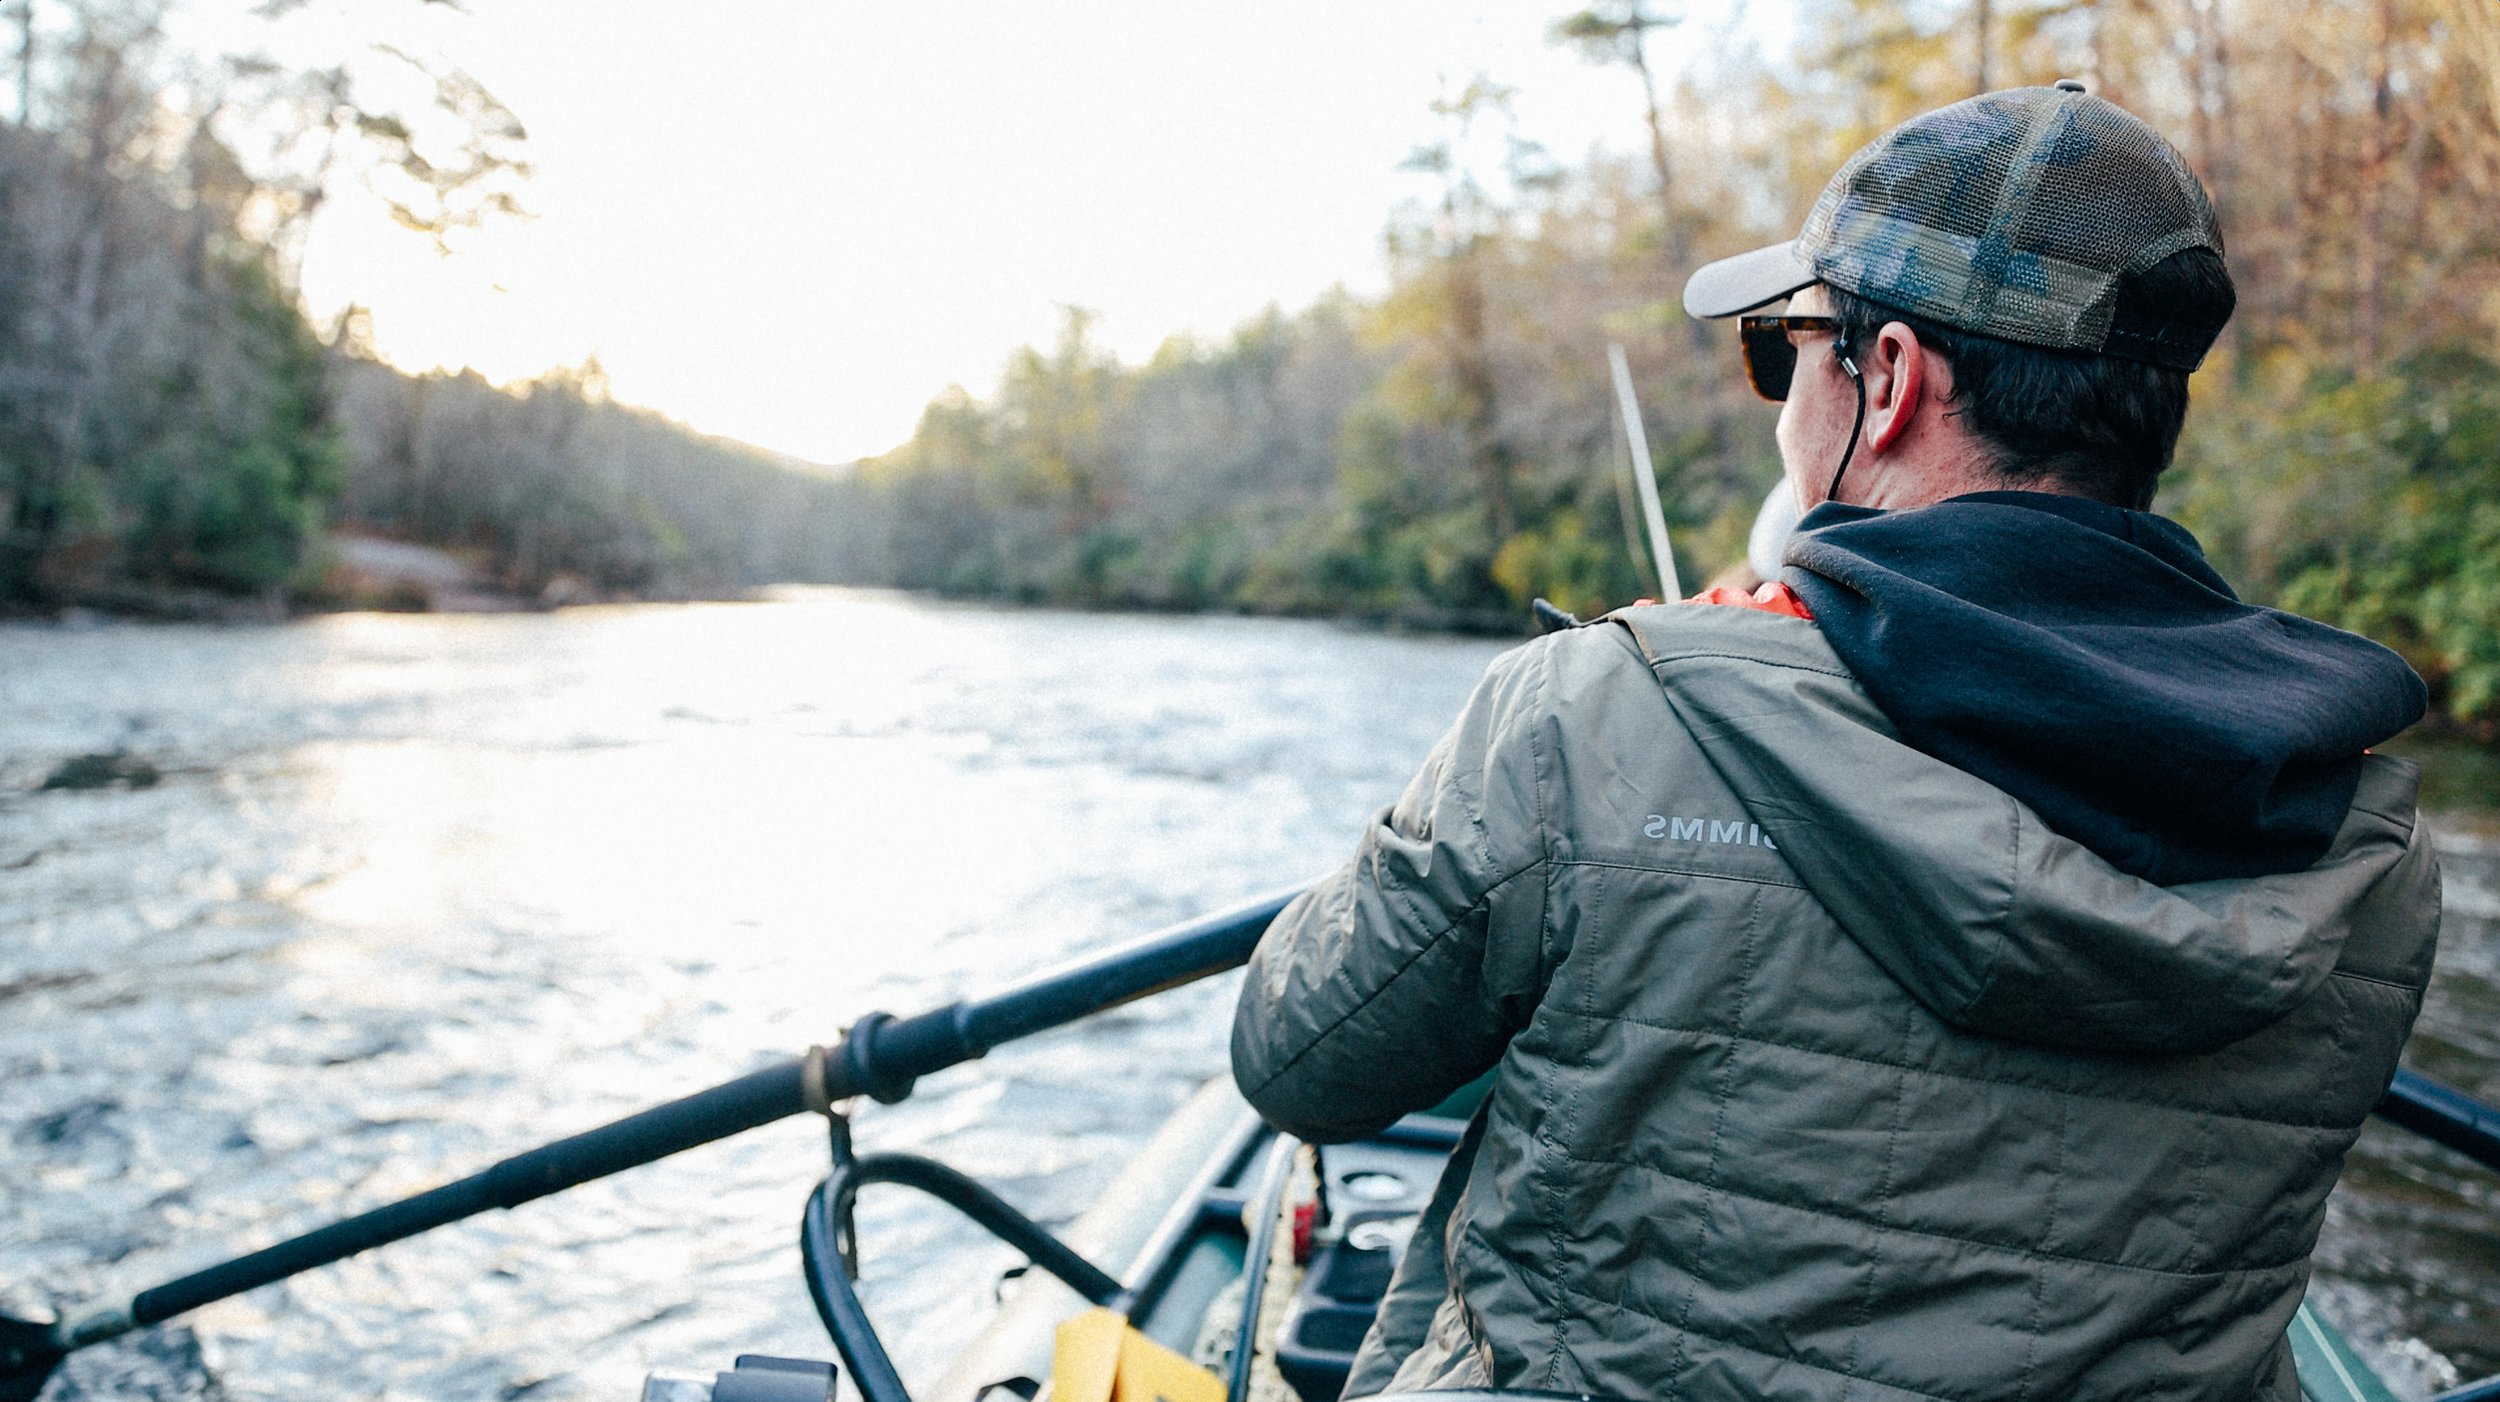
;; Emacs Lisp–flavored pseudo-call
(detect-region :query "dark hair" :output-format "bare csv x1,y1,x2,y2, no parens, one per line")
1828,247,2234,509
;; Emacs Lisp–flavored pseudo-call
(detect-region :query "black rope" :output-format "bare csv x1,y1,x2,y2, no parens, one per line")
1823,336,1866,506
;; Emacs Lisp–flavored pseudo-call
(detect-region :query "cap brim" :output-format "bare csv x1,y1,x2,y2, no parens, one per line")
1683,241,1819,319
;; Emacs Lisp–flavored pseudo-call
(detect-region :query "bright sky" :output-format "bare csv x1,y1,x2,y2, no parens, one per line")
198,1,1772,465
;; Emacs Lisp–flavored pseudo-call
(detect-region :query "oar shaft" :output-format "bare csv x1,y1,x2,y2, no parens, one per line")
53,887,1300,1352
800,889,1295,1104
120,1061,809,1335
2379,1066,2500,1172
954,890,1289,1050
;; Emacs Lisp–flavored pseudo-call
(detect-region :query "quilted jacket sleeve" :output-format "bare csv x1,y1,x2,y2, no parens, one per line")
1230,638,1555,1142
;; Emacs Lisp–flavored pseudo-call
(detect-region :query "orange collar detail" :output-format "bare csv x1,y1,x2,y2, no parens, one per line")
1683,581,1816,621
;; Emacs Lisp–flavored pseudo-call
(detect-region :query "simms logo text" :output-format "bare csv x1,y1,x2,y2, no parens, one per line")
1644,815,1778,851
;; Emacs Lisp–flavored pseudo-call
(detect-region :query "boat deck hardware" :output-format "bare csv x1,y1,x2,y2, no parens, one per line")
1226,1137,1304,1402
803,1151,1126,1402
640,1354,837,1402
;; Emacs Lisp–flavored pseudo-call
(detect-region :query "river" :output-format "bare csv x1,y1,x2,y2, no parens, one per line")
2,590,2494,1399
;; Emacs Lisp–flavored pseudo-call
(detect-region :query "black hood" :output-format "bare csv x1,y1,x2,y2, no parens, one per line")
1784,491,2426,886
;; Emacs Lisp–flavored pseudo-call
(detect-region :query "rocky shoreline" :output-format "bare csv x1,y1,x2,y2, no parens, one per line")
2,532,752,624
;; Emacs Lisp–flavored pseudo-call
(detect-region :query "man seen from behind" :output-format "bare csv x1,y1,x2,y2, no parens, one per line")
1230,83,2439,1400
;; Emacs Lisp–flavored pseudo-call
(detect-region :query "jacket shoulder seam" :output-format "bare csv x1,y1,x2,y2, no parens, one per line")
1529,633,1576,1390
1554,856,1804,891
1949,797,2025,1026
1643,647,1857,682
1535,850,1587,1388
2327,965,2423,993
1604,616,1857,682
2346,773,2417,835
1529,635,1561,974
2350,798,2414,831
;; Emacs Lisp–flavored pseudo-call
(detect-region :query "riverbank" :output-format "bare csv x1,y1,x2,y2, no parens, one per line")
2,532,767,623
23,568,2500,763
312,532,604,614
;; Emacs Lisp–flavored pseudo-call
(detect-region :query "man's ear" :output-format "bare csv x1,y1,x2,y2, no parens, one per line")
1861,321,1926,456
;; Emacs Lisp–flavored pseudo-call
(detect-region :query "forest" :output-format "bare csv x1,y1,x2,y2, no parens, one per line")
5,0,2500,728
0,0,854,614
840,0,2500,729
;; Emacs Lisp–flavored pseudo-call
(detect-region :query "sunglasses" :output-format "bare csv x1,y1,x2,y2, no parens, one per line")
1738,314,1844,402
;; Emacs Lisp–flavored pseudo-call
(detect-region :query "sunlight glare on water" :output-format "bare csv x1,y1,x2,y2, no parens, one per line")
0,591,1507,1400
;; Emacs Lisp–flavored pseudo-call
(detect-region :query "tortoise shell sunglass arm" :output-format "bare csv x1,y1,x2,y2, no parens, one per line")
1737,313,1842,402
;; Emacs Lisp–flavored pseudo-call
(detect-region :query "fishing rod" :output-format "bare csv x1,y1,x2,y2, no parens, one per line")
1606,342,1681,600
0,887,1301,1402
8,885,2499,1400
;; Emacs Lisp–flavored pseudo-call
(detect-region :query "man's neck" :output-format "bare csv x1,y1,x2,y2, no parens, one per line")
1829,445,2010,511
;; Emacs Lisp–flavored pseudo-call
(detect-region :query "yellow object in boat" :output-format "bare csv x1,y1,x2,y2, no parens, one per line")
1051,1307,1227,1402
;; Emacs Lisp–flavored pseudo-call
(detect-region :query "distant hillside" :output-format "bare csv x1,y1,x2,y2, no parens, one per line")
323,354,861,606
0,2,861,617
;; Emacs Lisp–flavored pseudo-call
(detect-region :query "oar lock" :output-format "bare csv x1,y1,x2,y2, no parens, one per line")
800,1044,840,1118
811,1012,921,1110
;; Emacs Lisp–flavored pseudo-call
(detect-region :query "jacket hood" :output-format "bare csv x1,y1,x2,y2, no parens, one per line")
1613,607,2431,1054
1783,491,2426,886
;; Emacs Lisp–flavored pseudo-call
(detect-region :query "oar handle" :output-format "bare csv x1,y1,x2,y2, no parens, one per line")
51,888,1300,1353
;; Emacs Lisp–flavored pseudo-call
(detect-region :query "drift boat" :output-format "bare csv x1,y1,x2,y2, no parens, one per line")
6,893,2498,1402
641,1071,2500,1402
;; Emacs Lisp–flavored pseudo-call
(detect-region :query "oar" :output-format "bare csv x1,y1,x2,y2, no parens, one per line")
0,887,1300,1402
2378,1066,2500,1172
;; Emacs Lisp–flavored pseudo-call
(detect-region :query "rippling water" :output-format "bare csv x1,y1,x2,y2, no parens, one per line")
1,590,2494,1399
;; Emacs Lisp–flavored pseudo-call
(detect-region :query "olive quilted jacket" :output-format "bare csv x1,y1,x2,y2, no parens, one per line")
1231,604,2438,1401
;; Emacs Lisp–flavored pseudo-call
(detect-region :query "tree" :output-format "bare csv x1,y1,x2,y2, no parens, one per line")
1394,77,1555,561
1552,3,1688,272
0,0,533,606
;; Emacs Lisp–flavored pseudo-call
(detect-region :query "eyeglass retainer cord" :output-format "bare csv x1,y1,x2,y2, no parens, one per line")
1824,335,1867,506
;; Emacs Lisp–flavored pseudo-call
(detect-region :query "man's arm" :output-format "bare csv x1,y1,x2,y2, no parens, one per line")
1230,640,1556,1142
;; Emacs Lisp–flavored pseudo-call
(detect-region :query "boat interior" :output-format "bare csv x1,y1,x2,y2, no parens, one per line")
643,1069,2499,1402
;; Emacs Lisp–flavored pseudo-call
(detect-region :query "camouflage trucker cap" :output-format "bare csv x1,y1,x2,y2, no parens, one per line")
1684,82,2231,370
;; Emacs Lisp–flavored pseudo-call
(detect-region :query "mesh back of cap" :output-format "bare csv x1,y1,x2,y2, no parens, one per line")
1797,88,2225,368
